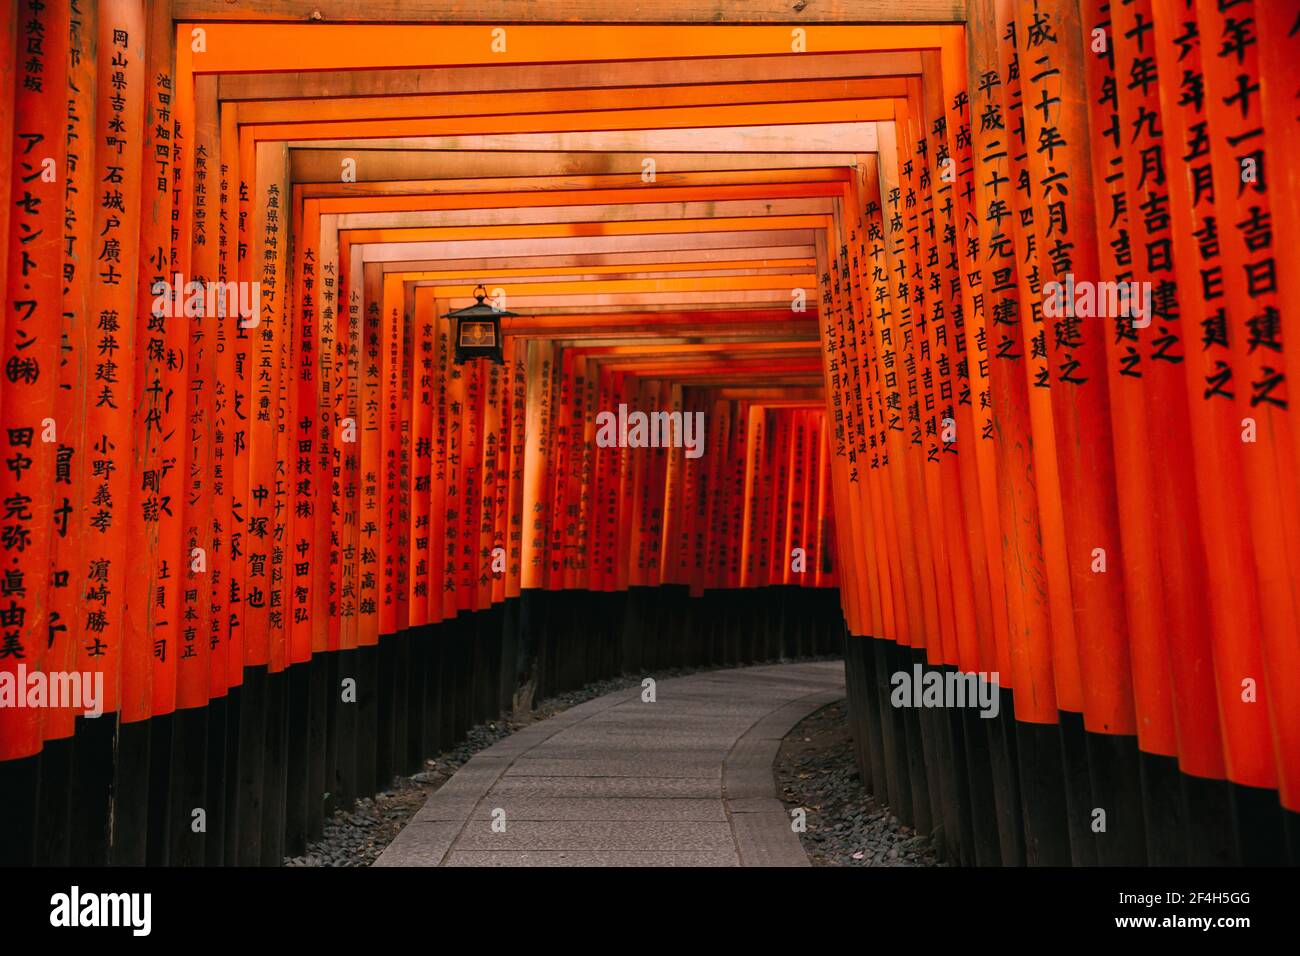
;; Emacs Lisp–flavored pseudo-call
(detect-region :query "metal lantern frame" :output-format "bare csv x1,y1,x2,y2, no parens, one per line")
442,284,515,365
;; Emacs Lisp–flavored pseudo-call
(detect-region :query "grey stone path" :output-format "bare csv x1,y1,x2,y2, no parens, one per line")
374,660,845,867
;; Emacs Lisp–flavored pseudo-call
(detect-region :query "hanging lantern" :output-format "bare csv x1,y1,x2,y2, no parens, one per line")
443,284,513,365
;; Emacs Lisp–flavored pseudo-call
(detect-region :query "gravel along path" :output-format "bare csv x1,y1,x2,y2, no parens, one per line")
776,700,943,867
285,658,839,867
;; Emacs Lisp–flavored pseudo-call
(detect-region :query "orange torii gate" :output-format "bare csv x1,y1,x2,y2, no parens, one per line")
0,1,1296,873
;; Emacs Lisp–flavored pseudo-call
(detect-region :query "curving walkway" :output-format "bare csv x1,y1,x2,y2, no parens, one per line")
374,661,845,867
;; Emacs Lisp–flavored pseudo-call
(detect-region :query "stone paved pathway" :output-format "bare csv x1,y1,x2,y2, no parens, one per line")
374,661,845,866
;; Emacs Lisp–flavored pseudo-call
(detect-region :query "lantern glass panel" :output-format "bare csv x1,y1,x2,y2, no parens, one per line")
458,319,498,349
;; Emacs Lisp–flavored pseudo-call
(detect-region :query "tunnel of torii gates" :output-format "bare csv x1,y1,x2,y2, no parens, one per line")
0,0,1297,870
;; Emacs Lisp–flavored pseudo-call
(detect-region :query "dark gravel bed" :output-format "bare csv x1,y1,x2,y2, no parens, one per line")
776,699,944,867
285,657,838,866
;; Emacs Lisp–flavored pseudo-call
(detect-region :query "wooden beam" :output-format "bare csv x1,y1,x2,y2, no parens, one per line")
429,289,803,308
298,168,849,197
217,51,924,100
289,150,860,182
353,228,817,261
249,102,893,143
492,307,799,326
503,304,819,316
340,214,827,243
388,260,815,281
180,24,962,73
277,121,879,152
375,246,817,272
331,197,836,229
566,342,820,358
533,331,817,344
315,182,842,215
427,274,815,298
237,78,909,124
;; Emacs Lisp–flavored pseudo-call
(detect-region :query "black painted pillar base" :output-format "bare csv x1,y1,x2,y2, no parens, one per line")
1284,808,1300,866
961,705,1003,865
355,645,379,794
873,637,911,825
285,663,313,856
0,752,39,865
234,666,267,867
308,655,329,841
1057,710,1097,866
393,632,411,776
422,625,444,751
261,666,289,867
1230,782,1287,865
1139,750,1186,866
223,684,243,865
112,718,152,866
436,624,458,742
1014,720,1072,866
988,688,1027,866
841,633,873,794
36,737,72,866
453,615,473,742
1086,730,1147,865
71,714,115,866
146,714,173,866
405,630,428,776
169,705,209,866
376,635,397,790
205,695,229,866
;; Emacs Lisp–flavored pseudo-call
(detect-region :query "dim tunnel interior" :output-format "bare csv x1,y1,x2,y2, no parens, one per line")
1,0,1299,869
